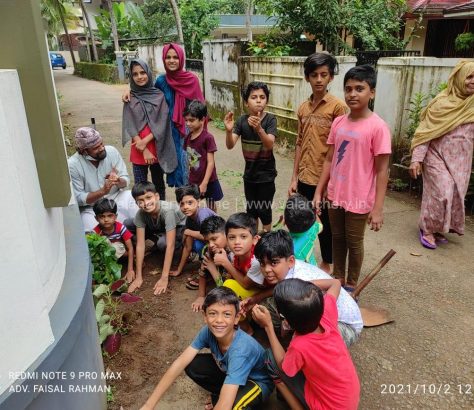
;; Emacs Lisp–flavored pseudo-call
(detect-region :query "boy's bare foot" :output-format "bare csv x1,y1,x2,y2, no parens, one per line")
319,261,331,274
128,278,143,293
169,270,182,277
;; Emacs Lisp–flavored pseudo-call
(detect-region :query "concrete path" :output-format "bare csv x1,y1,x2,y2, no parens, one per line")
55,69,474,410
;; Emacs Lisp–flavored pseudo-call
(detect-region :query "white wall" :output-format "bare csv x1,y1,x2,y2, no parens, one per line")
0,70,67,395
374,57,461,141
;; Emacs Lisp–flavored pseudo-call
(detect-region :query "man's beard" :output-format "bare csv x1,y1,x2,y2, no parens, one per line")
85,150,107,161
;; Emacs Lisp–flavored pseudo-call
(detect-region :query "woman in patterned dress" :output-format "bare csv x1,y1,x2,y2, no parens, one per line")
410,60,474,249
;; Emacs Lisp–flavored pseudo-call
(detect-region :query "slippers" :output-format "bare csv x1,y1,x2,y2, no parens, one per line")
343,285,355,294
434,233,449,244
186,279,200,290
419,229,437,249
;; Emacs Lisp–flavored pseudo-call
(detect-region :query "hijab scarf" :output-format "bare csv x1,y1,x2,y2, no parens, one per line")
411,60,474,150
122,58,177,173
162,43,205,136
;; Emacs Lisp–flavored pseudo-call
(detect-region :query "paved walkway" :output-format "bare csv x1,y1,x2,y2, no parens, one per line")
55,69,474,410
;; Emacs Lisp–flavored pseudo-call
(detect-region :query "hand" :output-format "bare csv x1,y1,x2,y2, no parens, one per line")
107,167,119,182
122,89,131,103
368,208,383,231
409,161,422,179
102,178,115,195
202,255,217,271
240,297,256,314
135,139,147,152
288,179,297,196
213,250,228,267
247,112,262,130
143,149,157,165
125,269,135,283
251,304,272,329
224,112,234,132
313,191,322,215
153,277,169,295
191,296,205,312
198,183,207,197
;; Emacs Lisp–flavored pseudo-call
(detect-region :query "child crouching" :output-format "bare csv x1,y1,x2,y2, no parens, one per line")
252,279,360,410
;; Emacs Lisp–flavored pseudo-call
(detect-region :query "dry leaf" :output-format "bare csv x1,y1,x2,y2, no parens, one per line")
410,252,422,257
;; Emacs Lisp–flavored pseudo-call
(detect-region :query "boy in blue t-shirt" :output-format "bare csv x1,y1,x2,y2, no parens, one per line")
170,184,216,277
140,287,273,410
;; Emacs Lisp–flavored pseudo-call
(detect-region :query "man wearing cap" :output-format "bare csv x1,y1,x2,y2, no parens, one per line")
68,127,138,231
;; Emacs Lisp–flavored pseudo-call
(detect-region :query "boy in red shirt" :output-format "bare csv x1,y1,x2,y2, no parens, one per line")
93,198,135,283
252,278,360,410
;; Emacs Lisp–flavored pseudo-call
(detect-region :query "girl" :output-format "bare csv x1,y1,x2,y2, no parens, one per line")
410,60,474,249
123,44,205,188
122,59,177,200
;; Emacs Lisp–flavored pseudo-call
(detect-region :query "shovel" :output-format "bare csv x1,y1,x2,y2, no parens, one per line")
352,249,396,327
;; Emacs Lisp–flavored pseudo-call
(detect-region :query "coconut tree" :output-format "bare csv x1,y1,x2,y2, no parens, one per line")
168,0,184,43
79,0,98,61
40,0,78,65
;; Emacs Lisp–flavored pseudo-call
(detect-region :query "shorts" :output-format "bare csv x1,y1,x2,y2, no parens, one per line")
203,179,224,202
244,180,275,226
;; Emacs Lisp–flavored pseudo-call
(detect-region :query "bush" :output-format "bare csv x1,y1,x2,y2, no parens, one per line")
74,62,120,83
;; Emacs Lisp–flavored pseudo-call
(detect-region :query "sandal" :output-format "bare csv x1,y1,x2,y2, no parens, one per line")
186,279,200,290
419,229,437,249
434,233,448,244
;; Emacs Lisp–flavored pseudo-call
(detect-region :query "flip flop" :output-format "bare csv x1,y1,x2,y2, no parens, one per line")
419,229,437,249
343,285,355,294
434,233,449,245
186,279,200,290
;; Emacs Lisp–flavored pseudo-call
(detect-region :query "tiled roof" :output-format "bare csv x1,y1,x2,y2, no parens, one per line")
407,0,472,14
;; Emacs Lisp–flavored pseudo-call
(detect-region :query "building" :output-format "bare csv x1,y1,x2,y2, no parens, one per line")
404,0,474,57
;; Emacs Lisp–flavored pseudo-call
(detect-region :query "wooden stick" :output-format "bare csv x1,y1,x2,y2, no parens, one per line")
352,249,396,299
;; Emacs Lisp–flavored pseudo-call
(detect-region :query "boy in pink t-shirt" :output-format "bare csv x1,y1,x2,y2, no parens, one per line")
314,65,391,291
252,278,360,410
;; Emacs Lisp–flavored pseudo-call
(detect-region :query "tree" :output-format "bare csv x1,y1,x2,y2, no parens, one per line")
79,0,98,61
40,0,78,63
168,0,184,44
179,0,220,58
262,0,407,53
105,0,120,52
245,0,254,42
138,0,176,40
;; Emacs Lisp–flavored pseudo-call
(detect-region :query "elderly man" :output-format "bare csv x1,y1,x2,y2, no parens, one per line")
68,127,138,231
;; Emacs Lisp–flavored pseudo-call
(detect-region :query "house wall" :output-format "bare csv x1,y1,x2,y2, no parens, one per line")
374,57,461,143
404,18,428,55
54,51,80,67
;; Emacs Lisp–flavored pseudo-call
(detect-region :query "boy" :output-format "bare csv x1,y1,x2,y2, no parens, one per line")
128,182,186,294
184,100,223,212
170,184,216,279
284,193,323,266
140,287,274,410
191,215,229,312
251,230,362,347
288,52,347,273
252,279,360,410
93,198,135,283
224,82,277,232
314,65,391,291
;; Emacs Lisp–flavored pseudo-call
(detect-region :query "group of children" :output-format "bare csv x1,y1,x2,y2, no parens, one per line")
90,51,392,409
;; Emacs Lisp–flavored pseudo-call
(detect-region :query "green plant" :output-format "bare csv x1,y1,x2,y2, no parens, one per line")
389,178,409,192
455,32,474,52
74,62,119,83
86,233,122,284
212,118,225,130
93,284,118,343
247,40,292,57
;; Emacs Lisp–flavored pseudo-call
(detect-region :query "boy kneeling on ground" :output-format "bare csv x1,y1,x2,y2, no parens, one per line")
140,287,273,410
252,279,360,410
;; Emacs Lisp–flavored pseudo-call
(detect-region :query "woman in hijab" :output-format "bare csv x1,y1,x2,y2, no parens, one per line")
122,59,177,200
410,60,474,249
123,44,205,187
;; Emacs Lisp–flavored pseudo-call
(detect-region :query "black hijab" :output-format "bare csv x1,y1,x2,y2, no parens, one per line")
122,58,177,173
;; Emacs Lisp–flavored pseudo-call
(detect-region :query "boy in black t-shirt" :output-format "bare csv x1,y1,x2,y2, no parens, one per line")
224,82,277,232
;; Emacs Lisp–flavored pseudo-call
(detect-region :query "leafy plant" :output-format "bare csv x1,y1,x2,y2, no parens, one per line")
212,118,225,130
247,41,292,57
455,32,474,52
389,178,409,192
86,233,122,285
